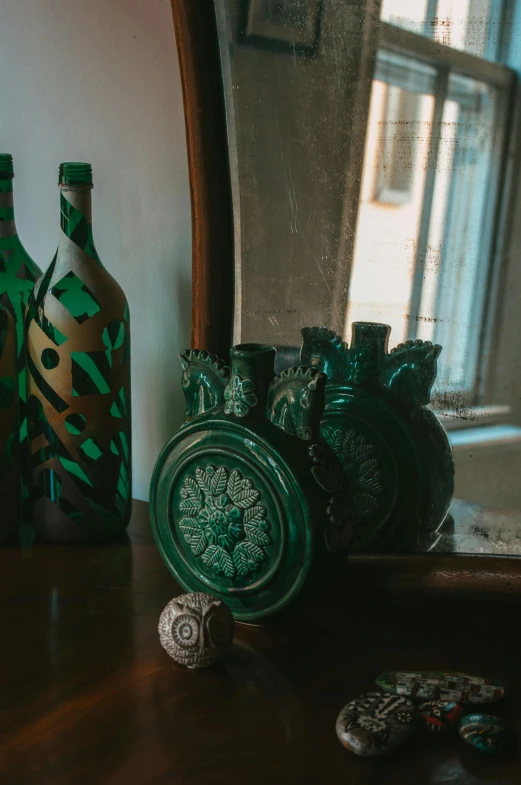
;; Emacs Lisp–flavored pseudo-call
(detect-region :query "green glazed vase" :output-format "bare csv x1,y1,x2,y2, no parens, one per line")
150,343,353,622
301,323,454,553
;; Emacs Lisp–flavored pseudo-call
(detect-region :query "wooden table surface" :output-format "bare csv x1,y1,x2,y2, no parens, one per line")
2,500,520,785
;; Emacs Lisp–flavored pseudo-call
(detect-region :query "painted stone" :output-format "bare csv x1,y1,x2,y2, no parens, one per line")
376,671,506,704
459,714,514,755
419,700,465,733
336,692,417,756
158,592,234,668
300,324,454,553
150,343,354,622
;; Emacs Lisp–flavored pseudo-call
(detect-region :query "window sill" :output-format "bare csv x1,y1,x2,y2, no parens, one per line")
448,424,521,450
435,404,511,431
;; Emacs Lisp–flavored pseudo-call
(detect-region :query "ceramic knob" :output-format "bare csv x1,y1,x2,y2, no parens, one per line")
158,592,234,668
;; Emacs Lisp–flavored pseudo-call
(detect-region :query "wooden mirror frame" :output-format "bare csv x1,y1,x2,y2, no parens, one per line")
170,0,521,600
171,0,235,360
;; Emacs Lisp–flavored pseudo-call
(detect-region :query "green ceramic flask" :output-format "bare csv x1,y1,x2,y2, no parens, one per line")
301,323,454,553
26,163,131,541
0,155,42,519
151,343,353,622
0,304,20,541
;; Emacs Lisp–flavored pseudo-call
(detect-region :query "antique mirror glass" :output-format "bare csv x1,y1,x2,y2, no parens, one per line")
214,0,521,555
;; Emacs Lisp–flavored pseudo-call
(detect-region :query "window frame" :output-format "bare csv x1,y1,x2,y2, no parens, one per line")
375,20,517,407
373,77,430,206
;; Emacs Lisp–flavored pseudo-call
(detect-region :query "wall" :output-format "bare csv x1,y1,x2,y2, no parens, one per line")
0,0,191,500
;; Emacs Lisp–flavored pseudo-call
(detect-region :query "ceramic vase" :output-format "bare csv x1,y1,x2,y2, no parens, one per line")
301,323,454,553
150,343,353,622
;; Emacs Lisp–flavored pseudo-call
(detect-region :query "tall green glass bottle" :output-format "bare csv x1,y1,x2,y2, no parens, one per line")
0,304,20,541
26,162,131,541
0,154,42,520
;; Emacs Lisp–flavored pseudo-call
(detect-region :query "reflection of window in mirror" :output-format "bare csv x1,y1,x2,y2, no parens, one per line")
374,84,423,205
220,0,521,540
380,0,502,57
348,0,514,413
244,0,322,50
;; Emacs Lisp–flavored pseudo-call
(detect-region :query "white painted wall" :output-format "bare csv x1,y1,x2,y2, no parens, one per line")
0,0,191,500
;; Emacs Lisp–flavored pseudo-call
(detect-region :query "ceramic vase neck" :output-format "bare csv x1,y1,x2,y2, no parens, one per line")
350,322,390,386
229,343,276,417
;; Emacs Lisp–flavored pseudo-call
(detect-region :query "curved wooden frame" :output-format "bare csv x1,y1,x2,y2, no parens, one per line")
171,0,234,359
170,0,521,598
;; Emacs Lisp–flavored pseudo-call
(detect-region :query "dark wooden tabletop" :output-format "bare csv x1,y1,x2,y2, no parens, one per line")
2,500,520,785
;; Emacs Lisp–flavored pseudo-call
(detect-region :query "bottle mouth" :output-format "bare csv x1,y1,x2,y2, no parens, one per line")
0,154,14,179
352,321,391,329
59,162,93,187
232,343,276,356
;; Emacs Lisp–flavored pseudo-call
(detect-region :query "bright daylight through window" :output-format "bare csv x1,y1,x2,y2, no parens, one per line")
347,0,515,403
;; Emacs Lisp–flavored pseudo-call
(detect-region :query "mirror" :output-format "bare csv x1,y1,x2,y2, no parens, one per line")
214,0,521,556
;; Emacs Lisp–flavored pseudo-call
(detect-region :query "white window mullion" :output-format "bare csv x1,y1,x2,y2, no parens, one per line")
407,67,449,337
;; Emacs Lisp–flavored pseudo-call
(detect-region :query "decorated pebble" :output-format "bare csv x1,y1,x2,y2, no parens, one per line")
419,700,465,733
376,671,506,704
336,692,417,756
158,592,234,668
459,714,515,755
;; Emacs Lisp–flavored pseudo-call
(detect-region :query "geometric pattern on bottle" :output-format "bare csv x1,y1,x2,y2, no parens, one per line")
28,376,131,531
71,351,112,395
78,436,103,462
102,319,125,350
109,387,127,418
26,186,131,540
0,249,13,272
64,412,86,434
51,270,101,324
34,310,67,347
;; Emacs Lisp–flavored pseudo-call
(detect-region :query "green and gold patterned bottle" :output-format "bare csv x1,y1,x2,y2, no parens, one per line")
0,154,42,519
26,162,131,541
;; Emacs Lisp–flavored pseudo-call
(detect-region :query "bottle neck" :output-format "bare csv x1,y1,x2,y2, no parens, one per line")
0,177,16,239
58,185,100,264
60,185,92,230
350,322,390,386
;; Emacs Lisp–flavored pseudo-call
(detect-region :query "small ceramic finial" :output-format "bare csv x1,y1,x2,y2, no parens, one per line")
158,591,234,668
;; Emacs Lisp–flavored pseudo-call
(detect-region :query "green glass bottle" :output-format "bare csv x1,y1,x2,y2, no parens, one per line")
0,304,20,541
0,154,42,519
26,162,131,541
